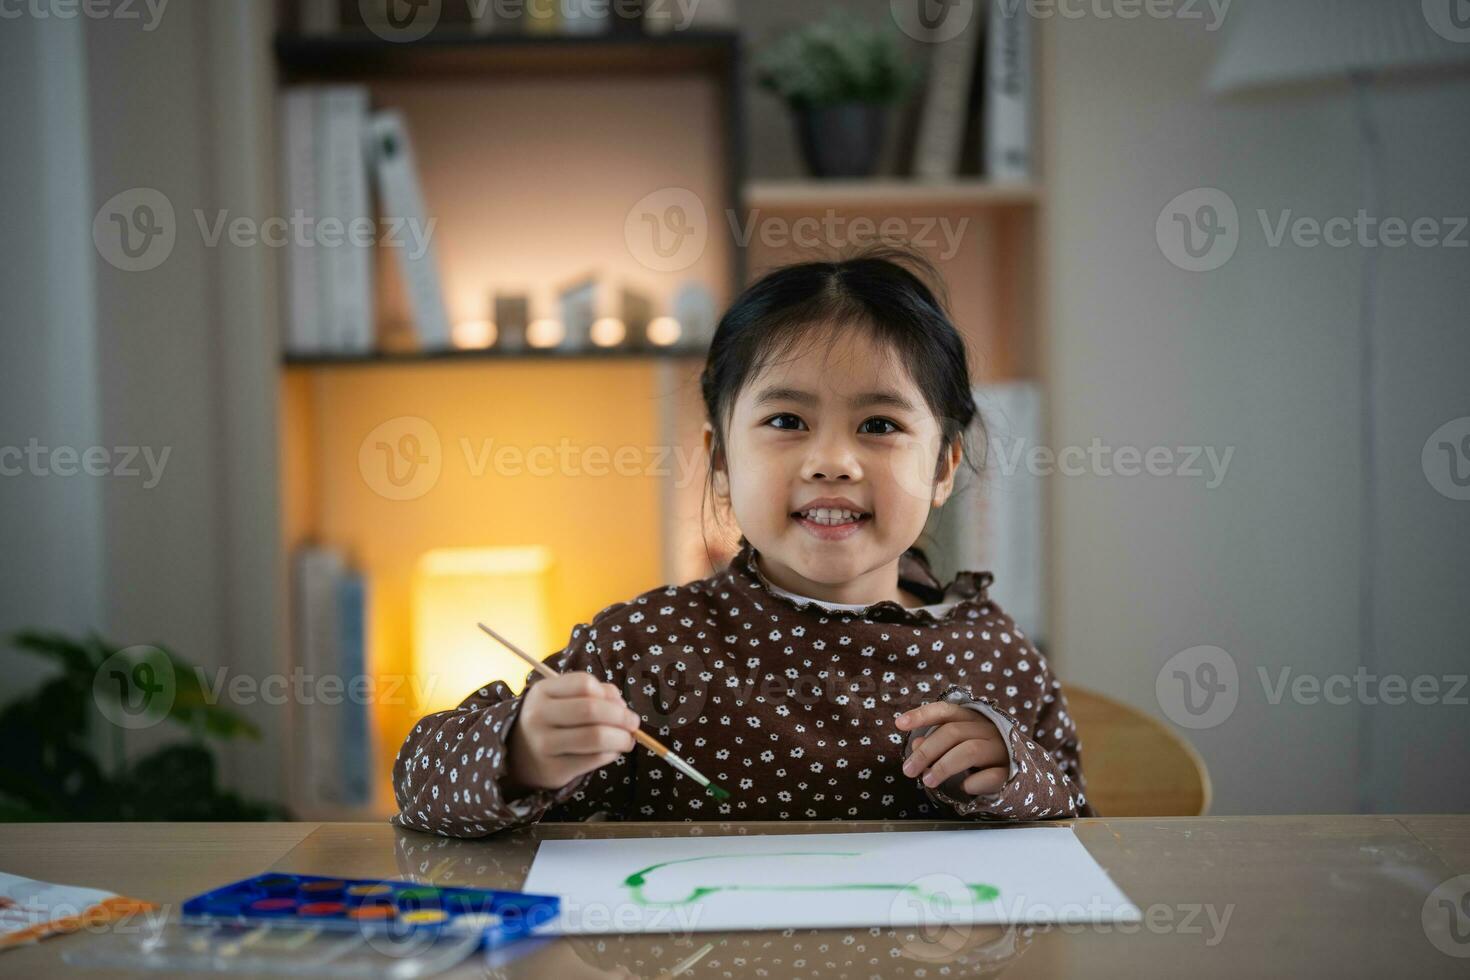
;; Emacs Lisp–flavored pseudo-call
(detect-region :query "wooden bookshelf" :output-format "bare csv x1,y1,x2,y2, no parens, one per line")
283,345,708,367
275,29,741,81
745,179,1042,210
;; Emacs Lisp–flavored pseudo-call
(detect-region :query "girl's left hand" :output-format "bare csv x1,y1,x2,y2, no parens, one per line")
895,702,1009,797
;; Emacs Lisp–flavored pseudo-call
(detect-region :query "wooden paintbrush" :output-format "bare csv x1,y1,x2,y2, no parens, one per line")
476,622,730,802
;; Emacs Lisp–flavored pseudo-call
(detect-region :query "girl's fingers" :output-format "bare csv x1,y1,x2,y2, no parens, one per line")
543,697,640,731
903,721,1001,777
960,766,1009,798
893,701,971,730
542,725,637,757
539,671,606,699
921,739,1009,788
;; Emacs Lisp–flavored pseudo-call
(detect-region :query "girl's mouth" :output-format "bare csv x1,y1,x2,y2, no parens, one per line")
791,508,871,541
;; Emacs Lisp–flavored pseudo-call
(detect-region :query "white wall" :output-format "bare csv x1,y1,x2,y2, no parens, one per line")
0,16,104,687
1043,2,1470,813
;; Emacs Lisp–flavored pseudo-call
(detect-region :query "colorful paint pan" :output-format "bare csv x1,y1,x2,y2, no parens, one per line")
296,902,346,917
246,898,298,916
179,872,560,952
396,887,442,910
344,883,392,903
298,879,345,900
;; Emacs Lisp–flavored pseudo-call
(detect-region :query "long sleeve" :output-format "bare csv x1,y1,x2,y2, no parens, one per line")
903,624,1093,821
391,620,637,838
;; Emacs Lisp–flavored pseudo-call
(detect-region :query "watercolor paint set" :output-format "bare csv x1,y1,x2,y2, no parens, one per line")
62,872,560,977
178,872,558,941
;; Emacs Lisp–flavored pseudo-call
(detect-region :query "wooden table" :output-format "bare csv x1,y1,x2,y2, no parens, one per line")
3,816,1467,977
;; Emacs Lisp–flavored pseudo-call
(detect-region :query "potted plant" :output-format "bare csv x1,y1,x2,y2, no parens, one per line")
0,631,289,821
755,14,918,179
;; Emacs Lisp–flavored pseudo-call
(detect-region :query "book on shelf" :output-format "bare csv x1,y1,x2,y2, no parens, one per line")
279,89,323,355
321,86,375,355
907,0,1035,183
367,110,453,351
912,9,983,179
293,545,372,809
984,0,1034,182
279,85,375,356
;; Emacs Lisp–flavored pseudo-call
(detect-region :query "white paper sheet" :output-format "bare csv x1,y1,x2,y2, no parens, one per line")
521,827,1141,935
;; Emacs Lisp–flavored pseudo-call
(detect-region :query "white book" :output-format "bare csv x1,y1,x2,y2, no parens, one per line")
913,21,981,179
279,89,322,355
368,111,451,349
954,382,1044,642
320,87,375,354
985,0,1033,182
294,546,345,808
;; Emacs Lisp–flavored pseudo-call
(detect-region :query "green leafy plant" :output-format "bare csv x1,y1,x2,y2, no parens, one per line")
755,13,919,109
0,631,290,822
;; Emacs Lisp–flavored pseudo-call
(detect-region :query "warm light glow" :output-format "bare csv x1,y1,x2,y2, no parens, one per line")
647,316,681,347
526,318,566,349
412,547,554,713
452,319,497,350
590,317,626,347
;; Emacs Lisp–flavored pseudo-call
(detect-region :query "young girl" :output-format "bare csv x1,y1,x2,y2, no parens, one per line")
393,248,1091,837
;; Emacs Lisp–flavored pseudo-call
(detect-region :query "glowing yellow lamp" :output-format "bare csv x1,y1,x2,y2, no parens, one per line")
412,546,553,713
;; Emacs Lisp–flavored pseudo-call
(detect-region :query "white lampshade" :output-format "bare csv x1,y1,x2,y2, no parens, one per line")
1210,0,1470,95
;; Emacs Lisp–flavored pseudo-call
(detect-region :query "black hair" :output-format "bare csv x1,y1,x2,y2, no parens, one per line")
697,244,985,561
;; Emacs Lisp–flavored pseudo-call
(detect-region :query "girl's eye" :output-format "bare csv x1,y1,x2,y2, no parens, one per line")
860,418,900,435
766,413,806,431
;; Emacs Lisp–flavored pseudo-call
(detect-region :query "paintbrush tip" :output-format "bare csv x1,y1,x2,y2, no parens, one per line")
706,783,730,801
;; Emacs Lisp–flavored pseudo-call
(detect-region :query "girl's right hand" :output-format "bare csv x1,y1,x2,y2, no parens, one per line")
504,672,642,797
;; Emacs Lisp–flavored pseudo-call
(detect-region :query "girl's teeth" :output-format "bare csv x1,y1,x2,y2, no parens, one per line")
802,508,863,525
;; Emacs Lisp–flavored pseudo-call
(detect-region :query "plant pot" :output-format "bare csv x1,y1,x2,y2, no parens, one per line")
794,103,889,179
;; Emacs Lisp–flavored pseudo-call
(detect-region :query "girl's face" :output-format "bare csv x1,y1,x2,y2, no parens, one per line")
704,325,963,606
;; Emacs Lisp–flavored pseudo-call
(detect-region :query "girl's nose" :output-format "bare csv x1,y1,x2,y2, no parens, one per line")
802,437,863,482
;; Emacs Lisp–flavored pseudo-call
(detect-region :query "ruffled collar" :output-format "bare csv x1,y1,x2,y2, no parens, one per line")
722,536,993,625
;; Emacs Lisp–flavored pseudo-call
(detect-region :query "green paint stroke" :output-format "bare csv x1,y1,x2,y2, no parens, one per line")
621,851,1000,908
